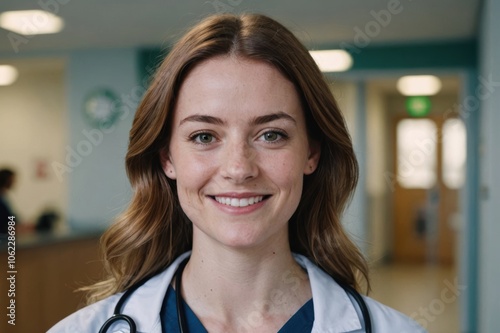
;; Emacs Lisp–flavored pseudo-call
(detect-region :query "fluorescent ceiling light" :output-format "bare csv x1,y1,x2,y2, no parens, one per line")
0,10,64,35
397,75,442,96
0,65,19,86
309,50,353,72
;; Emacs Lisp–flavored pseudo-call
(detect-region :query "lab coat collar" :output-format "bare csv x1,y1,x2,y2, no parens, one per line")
121,252,191,333
119,252,361,333
294,254,362,333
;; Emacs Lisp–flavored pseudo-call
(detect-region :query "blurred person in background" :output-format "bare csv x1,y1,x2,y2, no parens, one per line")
0,168,16,234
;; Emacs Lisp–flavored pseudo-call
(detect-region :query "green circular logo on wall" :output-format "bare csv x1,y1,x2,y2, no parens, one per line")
83,88,121,128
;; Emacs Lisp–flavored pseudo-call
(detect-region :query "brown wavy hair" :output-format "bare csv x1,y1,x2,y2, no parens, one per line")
85,13,368,303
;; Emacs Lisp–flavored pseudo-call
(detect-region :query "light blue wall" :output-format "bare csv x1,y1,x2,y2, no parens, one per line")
479,0,500,331
342,81,368,254
66,48,139,230
460,70,479,332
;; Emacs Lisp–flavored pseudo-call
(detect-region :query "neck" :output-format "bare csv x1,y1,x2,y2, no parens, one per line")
180,237,311,331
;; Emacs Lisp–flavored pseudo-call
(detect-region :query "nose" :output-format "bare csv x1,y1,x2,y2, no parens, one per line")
220,140,259,183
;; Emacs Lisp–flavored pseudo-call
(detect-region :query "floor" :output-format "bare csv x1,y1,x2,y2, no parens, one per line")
369,263,460,333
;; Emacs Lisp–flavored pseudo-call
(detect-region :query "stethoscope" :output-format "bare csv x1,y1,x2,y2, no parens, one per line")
99,257,372,333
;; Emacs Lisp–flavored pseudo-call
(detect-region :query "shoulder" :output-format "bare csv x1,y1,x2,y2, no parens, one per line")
293,254,426,332
0,197,8,208
362,296,428,332
47,293,121,333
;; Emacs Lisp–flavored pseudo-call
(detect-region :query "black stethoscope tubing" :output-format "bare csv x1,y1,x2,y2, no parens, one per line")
99,257,372,333
172,257,189,333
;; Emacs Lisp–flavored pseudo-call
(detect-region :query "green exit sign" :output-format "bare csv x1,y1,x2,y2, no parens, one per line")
406,96,431,117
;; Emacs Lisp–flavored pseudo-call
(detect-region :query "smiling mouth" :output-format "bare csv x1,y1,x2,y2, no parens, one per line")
211,195,270,207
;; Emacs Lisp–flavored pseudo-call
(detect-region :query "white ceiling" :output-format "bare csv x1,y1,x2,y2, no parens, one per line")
0,0,481,54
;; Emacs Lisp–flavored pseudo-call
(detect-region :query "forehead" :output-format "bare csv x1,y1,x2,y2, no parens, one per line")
173,56,302,120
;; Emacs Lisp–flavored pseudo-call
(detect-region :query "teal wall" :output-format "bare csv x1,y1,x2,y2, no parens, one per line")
344,40,477,70
138,40,477,78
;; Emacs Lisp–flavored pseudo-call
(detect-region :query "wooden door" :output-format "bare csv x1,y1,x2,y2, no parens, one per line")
392,116,465,264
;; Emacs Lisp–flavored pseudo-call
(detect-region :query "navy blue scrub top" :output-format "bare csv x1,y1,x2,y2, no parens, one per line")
161,285,314,332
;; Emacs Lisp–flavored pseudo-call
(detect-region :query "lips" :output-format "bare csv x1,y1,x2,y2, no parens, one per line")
214,195,264,207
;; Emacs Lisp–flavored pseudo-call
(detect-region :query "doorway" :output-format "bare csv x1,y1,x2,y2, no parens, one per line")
392,115,465,264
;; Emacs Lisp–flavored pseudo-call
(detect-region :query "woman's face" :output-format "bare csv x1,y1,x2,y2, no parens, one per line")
162,56,320,250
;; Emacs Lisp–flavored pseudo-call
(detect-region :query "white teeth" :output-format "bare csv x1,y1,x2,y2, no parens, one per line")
214,196,264,207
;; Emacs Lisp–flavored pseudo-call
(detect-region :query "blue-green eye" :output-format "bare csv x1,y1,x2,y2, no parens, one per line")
263,132,279,141
192,133,214,144
261,131,286,142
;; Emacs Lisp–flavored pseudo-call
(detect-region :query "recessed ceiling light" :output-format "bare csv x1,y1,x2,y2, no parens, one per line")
0,10,64,35
0,65,19,86
397,75,442,96
309,50,353,72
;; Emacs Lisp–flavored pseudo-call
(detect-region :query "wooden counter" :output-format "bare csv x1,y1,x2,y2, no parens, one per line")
0,230,104,332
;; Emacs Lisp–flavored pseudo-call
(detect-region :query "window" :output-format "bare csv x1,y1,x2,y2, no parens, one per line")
442,119,466,189
397,119,437,189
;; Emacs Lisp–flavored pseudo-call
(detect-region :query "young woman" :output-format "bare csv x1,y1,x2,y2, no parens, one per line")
49,13,426,333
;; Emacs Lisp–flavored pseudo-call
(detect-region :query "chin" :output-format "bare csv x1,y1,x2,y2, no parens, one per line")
193,220,287,251
219,231,264,249
219,226,288,252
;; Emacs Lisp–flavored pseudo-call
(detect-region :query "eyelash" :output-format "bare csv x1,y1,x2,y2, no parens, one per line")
188,129,289,145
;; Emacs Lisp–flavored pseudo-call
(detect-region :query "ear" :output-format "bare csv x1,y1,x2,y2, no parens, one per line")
159,148,177,180
304,139,321,175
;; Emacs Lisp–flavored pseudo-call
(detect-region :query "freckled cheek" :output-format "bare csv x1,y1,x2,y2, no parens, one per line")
176,177,208,216
182,154,213,174
263,153,306,191
175,154,217,202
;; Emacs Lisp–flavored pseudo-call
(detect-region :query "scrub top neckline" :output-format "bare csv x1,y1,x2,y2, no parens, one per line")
161,284,314,332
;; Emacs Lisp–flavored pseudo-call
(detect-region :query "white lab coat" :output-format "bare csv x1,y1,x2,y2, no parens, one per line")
48,252,427,333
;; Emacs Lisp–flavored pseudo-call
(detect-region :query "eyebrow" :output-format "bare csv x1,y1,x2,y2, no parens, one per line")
251,112,296,126
179,115,225,126
179,111,296,126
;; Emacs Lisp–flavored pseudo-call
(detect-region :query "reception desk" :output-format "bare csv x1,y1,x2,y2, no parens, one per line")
0,229,104,332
